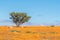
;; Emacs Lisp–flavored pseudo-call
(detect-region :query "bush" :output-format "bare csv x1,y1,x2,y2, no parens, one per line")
50,25,55,27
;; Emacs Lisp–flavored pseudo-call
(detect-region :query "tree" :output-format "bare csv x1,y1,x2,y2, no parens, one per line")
10,12,31,27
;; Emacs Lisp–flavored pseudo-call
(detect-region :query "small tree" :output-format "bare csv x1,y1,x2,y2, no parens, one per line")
10,12,31,27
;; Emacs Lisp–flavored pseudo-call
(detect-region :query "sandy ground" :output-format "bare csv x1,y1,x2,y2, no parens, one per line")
0,26,59,40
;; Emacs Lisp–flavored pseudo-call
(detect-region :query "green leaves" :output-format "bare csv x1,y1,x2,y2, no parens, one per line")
10,12,31,27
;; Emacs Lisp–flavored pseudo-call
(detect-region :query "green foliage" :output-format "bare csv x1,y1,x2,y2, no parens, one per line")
10,12,31,27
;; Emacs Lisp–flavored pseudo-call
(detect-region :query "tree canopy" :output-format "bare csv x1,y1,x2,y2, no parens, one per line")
10,12,31,27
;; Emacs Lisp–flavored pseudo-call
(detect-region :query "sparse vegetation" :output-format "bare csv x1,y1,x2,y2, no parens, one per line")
0,26,59,40
26,30,31,33
10,30,21,32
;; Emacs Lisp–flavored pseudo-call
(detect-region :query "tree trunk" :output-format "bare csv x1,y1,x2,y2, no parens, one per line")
16,22,20,27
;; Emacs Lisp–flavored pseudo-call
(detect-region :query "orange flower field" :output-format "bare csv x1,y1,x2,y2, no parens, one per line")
0,26,60,40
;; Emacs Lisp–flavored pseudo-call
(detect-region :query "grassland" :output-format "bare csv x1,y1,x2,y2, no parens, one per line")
0,26,60,40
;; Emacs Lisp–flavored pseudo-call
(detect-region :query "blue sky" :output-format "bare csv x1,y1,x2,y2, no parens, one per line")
0,0,60,25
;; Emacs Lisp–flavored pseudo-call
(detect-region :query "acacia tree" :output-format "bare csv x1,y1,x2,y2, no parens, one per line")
10,12,31,27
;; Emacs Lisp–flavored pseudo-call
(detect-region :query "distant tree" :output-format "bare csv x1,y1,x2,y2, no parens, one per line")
10,12,31,27
51,25,55,27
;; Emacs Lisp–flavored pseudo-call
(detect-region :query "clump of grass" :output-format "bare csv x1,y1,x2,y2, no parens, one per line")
10,30,15,32
26,30,31,33
40,32,46,34
10,30,21,32
49,32,57,34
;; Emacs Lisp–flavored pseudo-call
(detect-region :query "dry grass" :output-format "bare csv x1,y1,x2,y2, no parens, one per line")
0,26,59,40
